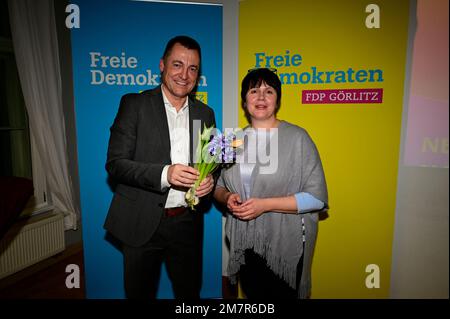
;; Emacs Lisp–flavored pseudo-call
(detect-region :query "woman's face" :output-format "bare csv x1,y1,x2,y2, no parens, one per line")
245,82,278,122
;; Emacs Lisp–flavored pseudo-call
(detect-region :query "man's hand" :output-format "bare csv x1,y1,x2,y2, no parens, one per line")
167,164,199,188
195,174,214,198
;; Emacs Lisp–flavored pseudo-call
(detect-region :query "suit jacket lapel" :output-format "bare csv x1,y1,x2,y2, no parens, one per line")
150,86,171,158
149,89,206,165
189,95,210,165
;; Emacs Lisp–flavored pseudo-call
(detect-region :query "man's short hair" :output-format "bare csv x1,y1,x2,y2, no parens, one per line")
162,35,202,62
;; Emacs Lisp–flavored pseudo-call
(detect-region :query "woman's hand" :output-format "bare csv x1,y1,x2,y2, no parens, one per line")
226,193,243,211
231,198,267,221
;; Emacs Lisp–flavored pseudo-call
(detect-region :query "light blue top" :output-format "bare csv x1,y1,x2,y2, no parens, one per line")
294,192,325,213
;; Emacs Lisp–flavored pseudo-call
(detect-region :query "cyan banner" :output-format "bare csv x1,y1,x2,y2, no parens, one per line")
71,0,222,298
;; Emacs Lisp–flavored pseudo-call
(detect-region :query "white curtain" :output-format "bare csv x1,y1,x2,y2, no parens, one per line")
8,0,79,230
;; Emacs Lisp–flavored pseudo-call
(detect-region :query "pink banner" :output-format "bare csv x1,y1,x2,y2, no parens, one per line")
302,88,383,104
404,94,449,168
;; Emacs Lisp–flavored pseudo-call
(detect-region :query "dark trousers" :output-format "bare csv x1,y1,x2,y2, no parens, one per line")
122,210,203,299
239,248,304,299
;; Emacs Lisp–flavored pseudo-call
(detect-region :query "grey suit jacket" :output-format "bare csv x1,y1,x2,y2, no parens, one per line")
104,86,216,247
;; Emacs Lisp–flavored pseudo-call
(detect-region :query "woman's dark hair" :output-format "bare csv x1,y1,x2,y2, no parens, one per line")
241,68,282,113
162,35,202,63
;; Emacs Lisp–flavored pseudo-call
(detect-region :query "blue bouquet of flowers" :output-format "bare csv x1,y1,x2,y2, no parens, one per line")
185,124,242,209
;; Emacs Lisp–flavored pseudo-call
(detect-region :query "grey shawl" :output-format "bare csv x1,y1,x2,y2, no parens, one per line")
217,120,328,298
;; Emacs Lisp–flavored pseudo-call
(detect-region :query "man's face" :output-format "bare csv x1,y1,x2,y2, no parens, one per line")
159,43,200,102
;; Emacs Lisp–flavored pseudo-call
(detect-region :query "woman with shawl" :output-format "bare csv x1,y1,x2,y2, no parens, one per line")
214,68,328,299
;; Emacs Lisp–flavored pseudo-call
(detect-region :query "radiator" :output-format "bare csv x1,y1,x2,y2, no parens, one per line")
0,211,65,279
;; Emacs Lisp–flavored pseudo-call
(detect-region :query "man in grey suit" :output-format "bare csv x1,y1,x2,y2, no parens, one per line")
104,36,216,299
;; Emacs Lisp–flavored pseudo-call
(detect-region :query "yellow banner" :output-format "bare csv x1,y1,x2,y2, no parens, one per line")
239,0,410,298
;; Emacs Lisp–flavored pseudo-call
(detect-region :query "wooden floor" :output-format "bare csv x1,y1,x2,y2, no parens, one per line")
0,242,239,299
0,243,86,299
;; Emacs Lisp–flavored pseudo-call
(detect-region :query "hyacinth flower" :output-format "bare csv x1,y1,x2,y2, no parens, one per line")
185,124,242,210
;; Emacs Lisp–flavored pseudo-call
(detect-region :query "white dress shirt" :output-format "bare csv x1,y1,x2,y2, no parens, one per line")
160,86,190,208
